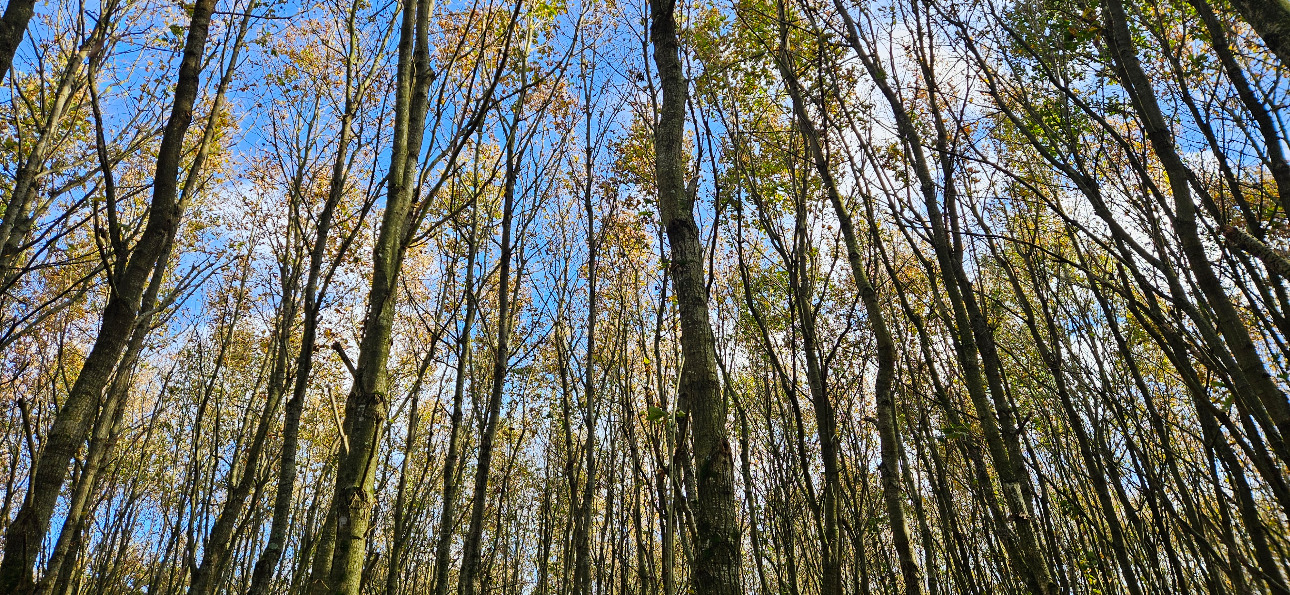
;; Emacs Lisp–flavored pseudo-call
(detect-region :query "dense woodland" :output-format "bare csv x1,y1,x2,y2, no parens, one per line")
0,0,1287,592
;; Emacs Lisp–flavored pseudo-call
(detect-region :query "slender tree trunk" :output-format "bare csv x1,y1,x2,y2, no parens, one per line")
0,9,113,282
35,329,132,595
459,105,521,595
183,14,270,594
997,240,1144,595
429,210,478,595
384,341,440,595
247,9,366,587
824,3,1057,590
1104,0,1290,463
771,22,920,594
572,70,600,595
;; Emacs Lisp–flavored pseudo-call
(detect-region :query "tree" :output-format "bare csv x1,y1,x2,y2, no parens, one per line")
650,0,743,592
0,0,221,589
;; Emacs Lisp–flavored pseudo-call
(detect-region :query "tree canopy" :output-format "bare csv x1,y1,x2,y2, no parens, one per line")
0,0,1288,593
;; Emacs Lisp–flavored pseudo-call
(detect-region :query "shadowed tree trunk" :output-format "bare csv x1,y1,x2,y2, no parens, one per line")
1228,0,1290,66
0,0,219,590
0,0,36,86
649,0,743,592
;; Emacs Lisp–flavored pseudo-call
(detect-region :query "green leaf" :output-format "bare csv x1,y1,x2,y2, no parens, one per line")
646,406,666,423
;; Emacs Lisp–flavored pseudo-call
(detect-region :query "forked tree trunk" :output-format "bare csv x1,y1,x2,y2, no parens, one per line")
309,0,433,589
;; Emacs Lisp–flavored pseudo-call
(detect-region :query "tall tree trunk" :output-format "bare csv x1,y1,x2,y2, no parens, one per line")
458,107,520,595
572,67,601,595
429,208,478,595
384,340,441,595
32,38,156,593
770,15,920,594
0,0,218,590
649,0,742,592
311,0,432,589
182,13,270,594
825,2,1057,590
246,4,368,585
1104,0,1290,465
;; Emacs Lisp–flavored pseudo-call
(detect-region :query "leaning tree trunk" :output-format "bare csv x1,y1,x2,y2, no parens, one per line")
649,0,743,592
824,2,1057,591
0,0,217,590
0,0,37,87
1227,0,1290,67
771,29,921,594
1104,0,1290,466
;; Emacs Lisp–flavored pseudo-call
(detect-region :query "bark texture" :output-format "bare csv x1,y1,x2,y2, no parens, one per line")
0,0,217,590
650,0,743,592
